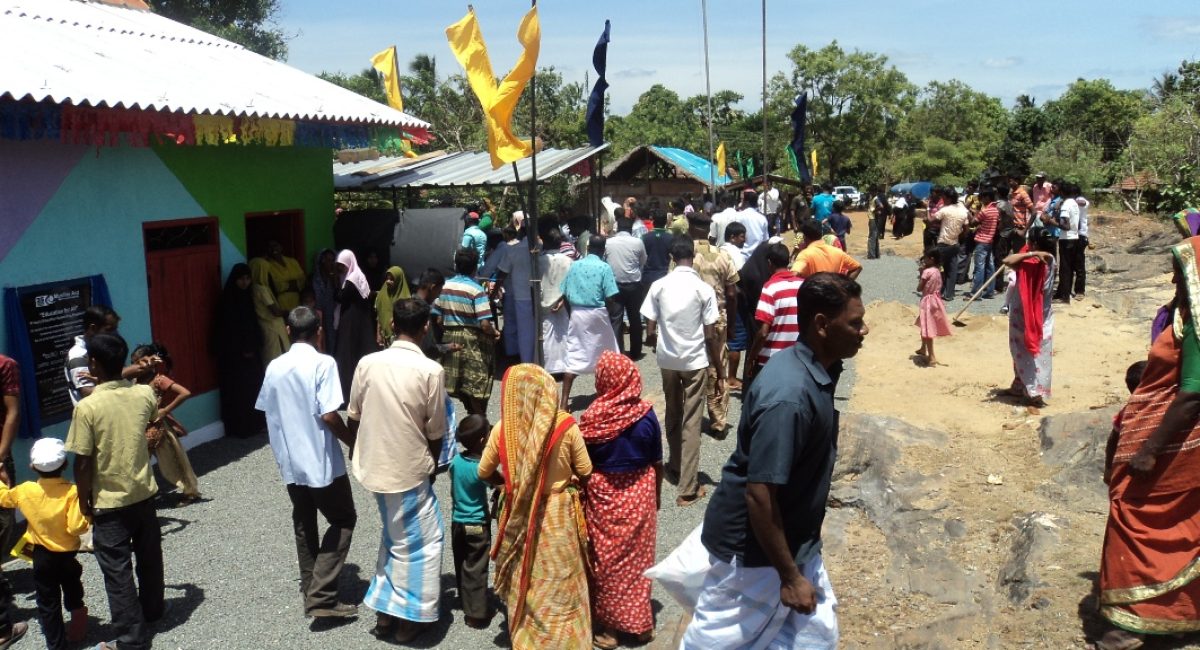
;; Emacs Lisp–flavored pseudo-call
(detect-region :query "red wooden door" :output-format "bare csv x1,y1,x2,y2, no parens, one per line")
144,218,221,393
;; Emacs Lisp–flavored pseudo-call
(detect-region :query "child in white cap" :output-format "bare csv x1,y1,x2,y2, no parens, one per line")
0,437,89,649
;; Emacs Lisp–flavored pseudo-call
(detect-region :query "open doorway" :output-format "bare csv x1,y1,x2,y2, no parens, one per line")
245,210,306,270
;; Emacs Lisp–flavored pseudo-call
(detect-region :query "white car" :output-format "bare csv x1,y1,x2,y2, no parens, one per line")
833,185,863,208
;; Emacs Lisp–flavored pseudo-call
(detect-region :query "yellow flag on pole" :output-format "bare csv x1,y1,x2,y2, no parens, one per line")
715,142,726,179
446,7,541,169
811,149,819,179
370,46,404,112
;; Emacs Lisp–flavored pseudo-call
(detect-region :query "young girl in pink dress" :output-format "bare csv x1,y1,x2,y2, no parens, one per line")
916,248,952,365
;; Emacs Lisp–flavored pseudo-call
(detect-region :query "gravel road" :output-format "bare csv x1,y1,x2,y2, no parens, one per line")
2,243,995,649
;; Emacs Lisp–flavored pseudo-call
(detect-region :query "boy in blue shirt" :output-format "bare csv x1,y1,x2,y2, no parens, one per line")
449,415,491,628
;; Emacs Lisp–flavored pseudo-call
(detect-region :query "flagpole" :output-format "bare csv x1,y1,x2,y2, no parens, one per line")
527,0,544,367
760,0,768,187
701,0,716,197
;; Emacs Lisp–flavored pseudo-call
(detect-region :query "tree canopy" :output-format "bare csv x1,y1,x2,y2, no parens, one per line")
149,0,288,60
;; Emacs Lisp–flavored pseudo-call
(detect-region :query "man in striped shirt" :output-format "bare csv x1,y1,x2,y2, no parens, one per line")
747,243,804,381
970,186,1000,300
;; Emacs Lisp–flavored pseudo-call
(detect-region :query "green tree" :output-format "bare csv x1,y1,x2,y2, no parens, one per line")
770,41,914,184
1043,78,1147,161
993,95,1053,179
608,84,705,156
149,0,287,60
894,80,1008,184
514,68,587,150
1027,132,1108,191
318,68,386,105
1117,96,1200,212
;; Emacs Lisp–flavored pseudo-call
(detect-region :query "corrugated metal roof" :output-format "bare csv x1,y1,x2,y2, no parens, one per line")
332,151,450,190
336,144,608,190
0,0,430,130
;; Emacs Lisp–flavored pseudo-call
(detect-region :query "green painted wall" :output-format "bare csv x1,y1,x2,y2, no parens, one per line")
153,145,334,266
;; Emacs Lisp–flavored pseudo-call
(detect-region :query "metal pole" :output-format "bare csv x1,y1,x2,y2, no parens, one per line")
761,0,769,187
701,0,716,198
527,0,544,367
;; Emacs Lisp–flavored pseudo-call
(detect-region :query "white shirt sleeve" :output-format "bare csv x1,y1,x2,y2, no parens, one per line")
701,285,719,326
640,284,659,322
315,357,344,416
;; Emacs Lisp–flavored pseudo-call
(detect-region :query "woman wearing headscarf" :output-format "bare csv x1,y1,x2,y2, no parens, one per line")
1002,227,1057,407
579,351,662,649
374,265,411,348
478,364,592,649
310,248,339,353
1093,235,1200,649
248,258,289,366
333,249,375,400
214,263,264,437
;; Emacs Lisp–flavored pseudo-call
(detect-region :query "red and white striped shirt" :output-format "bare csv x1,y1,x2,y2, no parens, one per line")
754,270,804,366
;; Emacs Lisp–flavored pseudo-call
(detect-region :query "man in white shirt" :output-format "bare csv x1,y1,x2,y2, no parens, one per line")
720,222,748,273
1053,181,1083,303
348,298,448,643
256,307,359,620
641,237,725,507
710,194,740,248
65,305,119,405
604,211,649,358
758,183,783,234
735,189,770,262
539,228,576,374
933,188,969,301
1074,192,1090,297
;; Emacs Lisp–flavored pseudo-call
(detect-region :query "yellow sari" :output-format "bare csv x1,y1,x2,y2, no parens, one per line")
265,255,306,312
248,258,289,364
489,364,591,649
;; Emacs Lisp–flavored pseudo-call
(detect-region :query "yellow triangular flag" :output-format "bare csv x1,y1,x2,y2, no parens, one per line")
370,46,404,112
811,149,819,179
446,7,540,169
716,142,726,180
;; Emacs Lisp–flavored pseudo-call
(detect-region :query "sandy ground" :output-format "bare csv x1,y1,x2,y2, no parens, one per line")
822,208,1186,647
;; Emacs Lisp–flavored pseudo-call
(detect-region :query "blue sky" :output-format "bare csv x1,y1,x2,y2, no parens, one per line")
277,1,1200,115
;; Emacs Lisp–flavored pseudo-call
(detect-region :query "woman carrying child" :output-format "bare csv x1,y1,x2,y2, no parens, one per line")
915,248,952,366
130,343,201,504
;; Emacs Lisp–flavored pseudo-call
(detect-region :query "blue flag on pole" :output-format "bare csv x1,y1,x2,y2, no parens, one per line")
585,20,610,147
789,92,811,184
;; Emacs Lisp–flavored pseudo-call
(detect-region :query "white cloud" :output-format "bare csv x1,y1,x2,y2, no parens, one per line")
613,68,657,79
1143,16,1200,39
983,57,1022,69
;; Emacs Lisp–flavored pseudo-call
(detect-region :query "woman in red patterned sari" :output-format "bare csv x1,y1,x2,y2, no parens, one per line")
580,351,663,648
478,364,593,649
1095,236,1200,649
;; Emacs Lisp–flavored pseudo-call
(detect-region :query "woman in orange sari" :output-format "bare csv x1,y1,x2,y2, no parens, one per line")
478,364,592,649
1095,235,1200,649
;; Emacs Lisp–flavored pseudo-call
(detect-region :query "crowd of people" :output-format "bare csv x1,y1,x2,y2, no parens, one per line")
4,165,1194,650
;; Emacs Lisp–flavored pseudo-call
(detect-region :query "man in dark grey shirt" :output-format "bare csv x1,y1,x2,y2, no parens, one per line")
682,272,867,649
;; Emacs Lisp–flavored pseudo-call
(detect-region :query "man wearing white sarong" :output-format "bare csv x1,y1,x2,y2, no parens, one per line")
557,235,620,410
539,228,575,375
347,298,448,644
681,273,868,649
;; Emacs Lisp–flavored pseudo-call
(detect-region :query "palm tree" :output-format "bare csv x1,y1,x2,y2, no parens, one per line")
1151,71,1180,106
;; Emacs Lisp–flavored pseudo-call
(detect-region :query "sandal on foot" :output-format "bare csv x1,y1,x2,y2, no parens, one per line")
593,631,619,650
393,621,431,644
370,613,396,638
0,623,26,650
676,487,708,507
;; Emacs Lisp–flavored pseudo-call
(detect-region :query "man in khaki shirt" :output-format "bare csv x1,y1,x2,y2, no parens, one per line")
66,333,162,650
348,298,449,643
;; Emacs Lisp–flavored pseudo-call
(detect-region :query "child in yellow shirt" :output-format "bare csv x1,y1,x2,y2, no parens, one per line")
0,438,89,649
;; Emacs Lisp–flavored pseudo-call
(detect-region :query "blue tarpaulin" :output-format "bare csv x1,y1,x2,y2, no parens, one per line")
651,146,732,186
